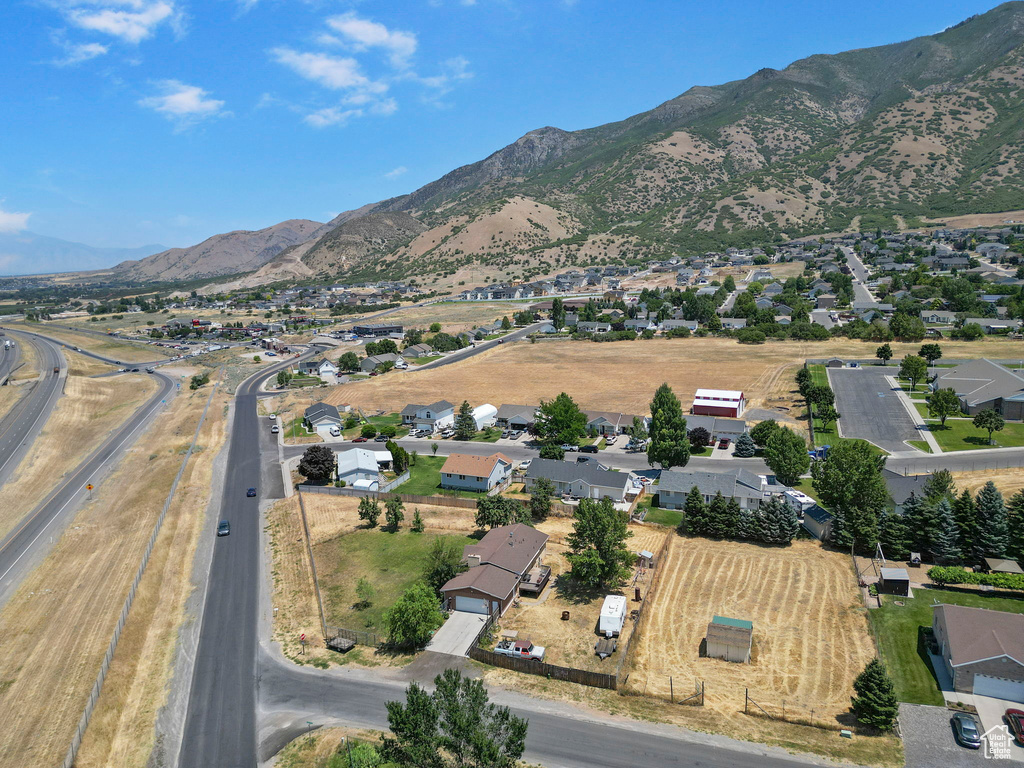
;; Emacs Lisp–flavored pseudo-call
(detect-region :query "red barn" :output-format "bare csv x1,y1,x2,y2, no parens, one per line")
692,389,745,418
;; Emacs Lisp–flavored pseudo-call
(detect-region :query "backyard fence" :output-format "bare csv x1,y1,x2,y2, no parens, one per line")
615,532,673,689
324,625,382,648
743,688,838,730
468,646,618,689
60,374,220,768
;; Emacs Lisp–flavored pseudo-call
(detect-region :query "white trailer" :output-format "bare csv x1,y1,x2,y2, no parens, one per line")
599,594,627,638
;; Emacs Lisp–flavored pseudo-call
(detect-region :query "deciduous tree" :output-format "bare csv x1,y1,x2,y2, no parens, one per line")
749,419,779,447
972,408,1004,445
385,582,444,648
918,343,943,365
423,537,466,597
529,477,554,521
534,392,586,446
385,496,405,531
358,497,381,528
811,439,886,553
566,498,634,587
298,444,336,484
474,496,525,530
763,426,809,486
875,343,893,365
927,388,961,426
899,355,928,391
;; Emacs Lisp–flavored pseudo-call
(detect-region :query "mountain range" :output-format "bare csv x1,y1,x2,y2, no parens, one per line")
0,232,165,277
73,2,1024,287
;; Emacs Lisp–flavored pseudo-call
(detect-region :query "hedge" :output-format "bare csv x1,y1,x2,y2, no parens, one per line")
927,566,1024,591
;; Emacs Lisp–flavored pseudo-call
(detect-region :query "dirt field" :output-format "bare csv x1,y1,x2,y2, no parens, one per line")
0,380,227,768
372,301,527,334
625,537,874,727
13,323,172,363
6,330,39,383
951,469,1024,497
0,373,159,542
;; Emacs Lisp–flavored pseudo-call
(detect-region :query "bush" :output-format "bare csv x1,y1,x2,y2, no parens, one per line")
736,328,766,344
189,372,210,390
360,424,378,438
927,566,1024,590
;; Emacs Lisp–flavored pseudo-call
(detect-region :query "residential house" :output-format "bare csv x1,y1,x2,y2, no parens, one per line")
334,448,381,490
720,318,747,330
359,353,404,372
920,310,957,324
962,317,1021,333
495,404,538,431
933,604,1024,700
815,294,837,309
440,524,550,615
523,458,636,503
577,321,613,333
584,410,649,436
297,358,338,377
400,400,456,432
439,452,512,492
352,322,403,337
933,359,1024,419
304,403,342,436
762,283,784,297
403,343,434,358
683,415,748,442
657,468,774,510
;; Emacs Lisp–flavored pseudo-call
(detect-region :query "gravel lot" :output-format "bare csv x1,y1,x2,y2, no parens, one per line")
899,703,991,768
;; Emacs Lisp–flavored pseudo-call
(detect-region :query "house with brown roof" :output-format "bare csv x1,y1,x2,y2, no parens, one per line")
440,524,550,616
933,604,1024,701
439,452,512,492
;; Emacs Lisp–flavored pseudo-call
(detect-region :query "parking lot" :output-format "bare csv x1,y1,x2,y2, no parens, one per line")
828,366,921,453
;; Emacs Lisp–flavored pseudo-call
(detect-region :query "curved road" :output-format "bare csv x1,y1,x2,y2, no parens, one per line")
0,332,176,609
180,352,821,768
0,330,66,489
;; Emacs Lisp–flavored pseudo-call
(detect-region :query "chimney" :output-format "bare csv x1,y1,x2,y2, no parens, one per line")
467,554,481,567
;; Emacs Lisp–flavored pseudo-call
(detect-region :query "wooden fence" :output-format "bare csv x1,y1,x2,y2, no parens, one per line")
615,532,673,687
468,646,618,689
297,482,479,509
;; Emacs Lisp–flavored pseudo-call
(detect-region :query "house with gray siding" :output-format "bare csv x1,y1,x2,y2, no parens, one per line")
523,458,636,503
933,604,1024,700
657,468,775,510
933,359,1024,420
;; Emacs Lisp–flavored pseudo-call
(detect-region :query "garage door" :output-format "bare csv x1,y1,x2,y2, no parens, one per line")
454,596,490,615
974,674,1024,703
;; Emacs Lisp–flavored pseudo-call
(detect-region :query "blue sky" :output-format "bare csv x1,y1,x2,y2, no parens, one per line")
0,0,1009,258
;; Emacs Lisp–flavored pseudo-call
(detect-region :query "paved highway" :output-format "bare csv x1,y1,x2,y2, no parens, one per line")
0,331,176,608
0,331,66,489
0,335,19,382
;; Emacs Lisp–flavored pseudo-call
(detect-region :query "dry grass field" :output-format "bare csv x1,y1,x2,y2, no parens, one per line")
14,323,172,363
951,469,1024,497
297,336,1024,423
0,382,228,768
374,301,526,334
7,330,40,383
64,348,117,377
0,373,159,542
624,537,875,727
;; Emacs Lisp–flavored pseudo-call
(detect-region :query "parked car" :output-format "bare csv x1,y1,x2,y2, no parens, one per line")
580,444,599,454
510,430,523,439
604,435,617,445
271,425,280,434
246,487,257,497
217,520,230,537
352,437,368,443
560,444,579,452
518,459,532,472
1006,709,1024,745
718,438,730,449
494,639,545,661
374,434,390,442
501,430,511,439
951,711,982,749
329,426,341,437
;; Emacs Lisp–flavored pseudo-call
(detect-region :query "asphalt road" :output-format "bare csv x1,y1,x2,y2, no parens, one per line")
828,366,919,453
180,352,322,768
843,248,875,304
0,336,19,382
0,330,66,489
0,367,175,609
416,321,547,370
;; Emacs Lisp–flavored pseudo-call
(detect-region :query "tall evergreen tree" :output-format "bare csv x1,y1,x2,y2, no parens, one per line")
900,493,927,555
851,659,899,731
733,431,756,458
647,383,690,469
1007,490,1024,563
723,497,742,538
973,481,1009,561
454,400,477,440
951,489,977,560
682,486,707,535
707,492,730,539
921,469,955,505
758,497,799,544
930,498,962,565
736,507,757,541
878,509,911,561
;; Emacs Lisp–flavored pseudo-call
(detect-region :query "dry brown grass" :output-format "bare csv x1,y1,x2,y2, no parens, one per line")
951,470,1024,497
625,537,874,728
0,373,159,542
7,331,39,383
0,383,227,768
300,493,478,545
376,302,526,334
64,349,116,377
13,324,171,363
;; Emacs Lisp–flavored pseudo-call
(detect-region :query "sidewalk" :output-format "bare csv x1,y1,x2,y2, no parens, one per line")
886,376,942,454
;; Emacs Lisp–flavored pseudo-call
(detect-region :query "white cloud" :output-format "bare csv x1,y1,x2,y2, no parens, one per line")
54,41,109,66
326,12,417,68
384,166,407,179
138,80,226,127
66,1,178,44
412,56,474,96
271,48,385,91
304,106,363,128
0,206,31,233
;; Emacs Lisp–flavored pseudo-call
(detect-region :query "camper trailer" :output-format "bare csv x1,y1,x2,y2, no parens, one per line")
599,595,627,638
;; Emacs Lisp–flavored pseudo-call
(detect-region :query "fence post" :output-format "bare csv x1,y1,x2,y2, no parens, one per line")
670,676,673,704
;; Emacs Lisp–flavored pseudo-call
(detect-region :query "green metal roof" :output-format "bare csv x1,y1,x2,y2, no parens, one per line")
712,615,753,630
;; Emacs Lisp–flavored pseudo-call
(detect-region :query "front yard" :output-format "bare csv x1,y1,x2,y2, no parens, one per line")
924,418,1024,451
869,588,1024,705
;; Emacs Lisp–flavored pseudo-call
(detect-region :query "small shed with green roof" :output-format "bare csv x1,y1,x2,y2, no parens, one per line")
705,615,753,663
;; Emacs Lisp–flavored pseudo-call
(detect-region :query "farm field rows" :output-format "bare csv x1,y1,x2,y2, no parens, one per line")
625,537,875,728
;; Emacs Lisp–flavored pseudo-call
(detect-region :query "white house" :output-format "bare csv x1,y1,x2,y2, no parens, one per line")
304,402,342,437
400,400,456,432
440,452,512,492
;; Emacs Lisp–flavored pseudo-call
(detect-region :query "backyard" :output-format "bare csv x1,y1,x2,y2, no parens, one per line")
391,455,487,498
870,588,1024,705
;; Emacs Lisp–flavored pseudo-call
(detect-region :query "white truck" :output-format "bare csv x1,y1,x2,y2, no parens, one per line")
599,595,627,638
494,639,545,661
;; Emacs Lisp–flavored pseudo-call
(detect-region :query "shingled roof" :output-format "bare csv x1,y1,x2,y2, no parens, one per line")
464,523,548,576
441,452,511,478
935,604,1024,666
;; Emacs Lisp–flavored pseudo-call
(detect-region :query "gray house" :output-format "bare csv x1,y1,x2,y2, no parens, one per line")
304,402,342,436
684,415,748,442
523,458,635,503
440,452,512,492
933,604,1024,700
400,400,456,432
495,404,538,430
360,353,403,372
657,468,772,510
933,359,1024,420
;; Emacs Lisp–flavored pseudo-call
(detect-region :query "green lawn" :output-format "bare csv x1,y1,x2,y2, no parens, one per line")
463,428,501,443
285,416,314,441
870,589,1024,705
343,412,408,439
314,529,476,632
288,375,322,388
410,355,443,365
925,418,1024,451
907,440,933,453
807,364,829,388
643,506,683,528
791,477,823,505
393,455,484,498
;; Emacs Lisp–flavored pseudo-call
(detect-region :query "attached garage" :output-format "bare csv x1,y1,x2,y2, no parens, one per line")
973,675,1024,703
454,596,491,615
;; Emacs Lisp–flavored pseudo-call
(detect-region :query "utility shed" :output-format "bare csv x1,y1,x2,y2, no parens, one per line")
879,567,911,596
983,557,1024,575
705,616,753,663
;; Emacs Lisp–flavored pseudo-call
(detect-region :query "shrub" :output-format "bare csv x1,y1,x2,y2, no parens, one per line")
927,566,1024,590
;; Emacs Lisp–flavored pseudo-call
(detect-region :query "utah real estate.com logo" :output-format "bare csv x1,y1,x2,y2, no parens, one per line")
982,724,1014,760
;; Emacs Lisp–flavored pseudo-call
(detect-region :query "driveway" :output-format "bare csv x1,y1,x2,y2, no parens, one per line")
828,367,920,453
425,610,488,656
900,703,990,768
974,696,1024,762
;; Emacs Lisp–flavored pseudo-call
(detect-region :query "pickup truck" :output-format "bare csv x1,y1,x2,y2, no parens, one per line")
495,639,545,661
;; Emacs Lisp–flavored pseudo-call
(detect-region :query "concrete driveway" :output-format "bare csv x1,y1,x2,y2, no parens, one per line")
974,696,1024,762
828,366,920,453
425,611,488,657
